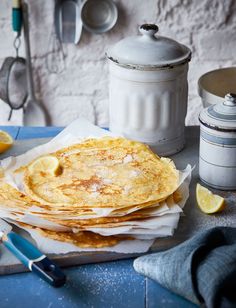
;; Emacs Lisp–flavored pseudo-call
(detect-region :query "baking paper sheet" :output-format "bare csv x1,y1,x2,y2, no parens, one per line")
0,118,192,254
7,219,155,254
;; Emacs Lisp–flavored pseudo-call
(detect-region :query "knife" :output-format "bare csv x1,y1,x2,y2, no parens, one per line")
0,218,66,287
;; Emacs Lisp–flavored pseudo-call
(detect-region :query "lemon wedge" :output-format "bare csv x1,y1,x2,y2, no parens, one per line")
196,183,225,214
0,131,13,153
29,156,62,176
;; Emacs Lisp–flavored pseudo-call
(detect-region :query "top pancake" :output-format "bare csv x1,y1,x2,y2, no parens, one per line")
22,137,179,209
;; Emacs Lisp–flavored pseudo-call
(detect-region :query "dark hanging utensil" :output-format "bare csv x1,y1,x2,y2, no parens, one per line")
0,0,28,120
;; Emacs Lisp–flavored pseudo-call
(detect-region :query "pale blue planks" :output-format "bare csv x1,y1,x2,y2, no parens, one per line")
0,260,145,308
146,279,198,308
17,126,63,140
16,126,108,140
0,126,20,140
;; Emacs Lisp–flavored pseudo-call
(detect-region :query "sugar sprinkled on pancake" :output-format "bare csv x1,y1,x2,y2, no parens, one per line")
22,137,179,209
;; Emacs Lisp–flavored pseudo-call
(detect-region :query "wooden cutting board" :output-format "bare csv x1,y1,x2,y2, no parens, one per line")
0,127,235,275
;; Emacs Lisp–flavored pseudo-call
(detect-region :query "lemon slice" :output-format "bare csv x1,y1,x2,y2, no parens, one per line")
29,156,62,176
0,131,13,153
196,183,225,214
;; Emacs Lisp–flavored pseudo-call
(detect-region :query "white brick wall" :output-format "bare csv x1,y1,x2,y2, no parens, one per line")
0,0,235,126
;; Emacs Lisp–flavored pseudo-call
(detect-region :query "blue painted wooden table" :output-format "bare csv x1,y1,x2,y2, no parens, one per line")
0,126,197,308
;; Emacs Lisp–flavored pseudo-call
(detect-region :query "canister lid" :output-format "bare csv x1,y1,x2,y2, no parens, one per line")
106,24,191,69
199,93,236,131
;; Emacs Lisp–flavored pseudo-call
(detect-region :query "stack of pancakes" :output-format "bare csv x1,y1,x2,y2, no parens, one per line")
0,137,184,249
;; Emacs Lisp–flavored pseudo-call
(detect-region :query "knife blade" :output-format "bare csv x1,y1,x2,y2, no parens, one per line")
0,218,66,287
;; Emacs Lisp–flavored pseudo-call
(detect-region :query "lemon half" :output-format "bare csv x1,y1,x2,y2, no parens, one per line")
0,131,13,153
196,183,225,214
29,156,62,176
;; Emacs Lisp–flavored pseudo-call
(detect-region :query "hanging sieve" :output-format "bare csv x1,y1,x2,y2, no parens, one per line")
0,33,28,120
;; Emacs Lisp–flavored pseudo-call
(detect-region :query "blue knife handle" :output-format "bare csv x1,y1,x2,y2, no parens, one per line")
3,232,66,287
31,257,66,288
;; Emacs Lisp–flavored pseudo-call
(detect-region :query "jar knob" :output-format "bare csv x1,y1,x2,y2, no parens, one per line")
224,93,236,106
139,24,159,37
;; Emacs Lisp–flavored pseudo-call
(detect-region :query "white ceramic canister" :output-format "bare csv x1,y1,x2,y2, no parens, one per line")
199,93,236,190
106,24,191,155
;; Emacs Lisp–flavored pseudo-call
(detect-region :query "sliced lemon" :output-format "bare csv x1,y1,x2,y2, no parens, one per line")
196,183,225,214
0,131,13,153
29,156,62,176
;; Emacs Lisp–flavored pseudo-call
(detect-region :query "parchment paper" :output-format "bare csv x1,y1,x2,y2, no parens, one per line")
0,118,192,253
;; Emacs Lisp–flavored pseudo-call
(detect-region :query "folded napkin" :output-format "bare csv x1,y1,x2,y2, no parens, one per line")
134,227,236,308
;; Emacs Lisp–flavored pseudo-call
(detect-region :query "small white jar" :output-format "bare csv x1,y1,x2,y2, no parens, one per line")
199,93,236,190
106,24,191,155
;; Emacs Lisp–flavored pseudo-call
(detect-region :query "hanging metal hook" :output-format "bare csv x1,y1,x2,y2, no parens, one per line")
13,35,21,57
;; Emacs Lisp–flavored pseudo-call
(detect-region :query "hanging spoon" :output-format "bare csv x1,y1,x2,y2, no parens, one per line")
22,2,49,126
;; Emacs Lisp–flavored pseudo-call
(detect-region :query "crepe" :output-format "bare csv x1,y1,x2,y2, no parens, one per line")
0,181,182,232
16,222,131,248
32,196,182,229
0,181,38,211
0,120,191,253
21,137,179,209
0,178,182,230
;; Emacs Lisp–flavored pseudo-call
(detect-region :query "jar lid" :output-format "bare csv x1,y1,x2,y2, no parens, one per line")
199,93,236,131
106,24,191,69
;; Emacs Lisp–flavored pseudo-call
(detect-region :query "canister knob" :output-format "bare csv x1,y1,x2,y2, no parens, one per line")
224,93,236,106
139,24,159,37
